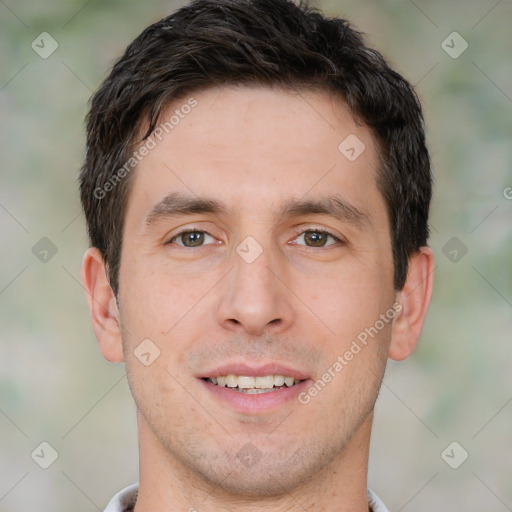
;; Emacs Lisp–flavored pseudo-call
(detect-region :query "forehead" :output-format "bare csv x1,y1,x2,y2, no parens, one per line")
125,85,385,227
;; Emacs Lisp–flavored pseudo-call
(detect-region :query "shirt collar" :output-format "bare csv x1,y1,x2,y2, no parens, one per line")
102,483,138,512
103,484,389,512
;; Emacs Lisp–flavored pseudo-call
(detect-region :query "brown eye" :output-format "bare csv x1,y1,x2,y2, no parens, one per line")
295,230,339,247
171,231,213,247
305,231,329,247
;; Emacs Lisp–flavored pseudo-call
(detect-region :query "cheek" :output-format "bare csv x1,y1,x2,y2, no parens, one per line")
125,358,184,432
118,253,206,338
118,259,209,390
299,266,392,336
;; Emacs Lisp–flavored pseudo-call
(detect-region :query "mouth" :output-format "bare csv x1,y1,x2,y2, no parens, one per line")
202,375,304,394
198,364,311,413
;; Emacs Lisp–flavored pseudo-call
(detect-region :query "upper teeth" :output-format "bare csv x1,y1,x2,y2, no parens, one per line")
208,375,298,389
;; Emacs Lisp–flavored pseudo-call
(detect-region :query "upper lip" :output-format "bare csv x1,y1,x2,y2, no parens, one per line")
199,363,310,381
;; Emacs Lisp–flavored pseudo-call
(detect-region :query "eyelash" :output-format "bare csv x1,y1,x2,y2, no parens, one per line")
291,228,343,247
167,227,343,247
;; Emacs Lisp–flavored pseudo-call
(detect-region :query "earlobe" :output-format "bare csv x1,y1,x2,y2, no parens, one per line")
81,247,124,363
389,247,435,361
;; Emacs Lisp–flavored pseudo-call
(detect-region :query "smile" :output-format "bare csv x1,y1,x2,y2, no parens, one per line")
204,375,303,394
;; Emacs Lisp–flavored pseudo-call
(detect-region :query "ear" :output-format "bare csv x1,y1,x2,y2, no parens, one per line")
81,247,124,362
389,247,435,361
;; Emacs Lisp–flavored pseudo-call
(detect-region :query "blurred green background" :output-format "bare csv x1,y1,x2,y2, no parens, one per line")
1,0,511,510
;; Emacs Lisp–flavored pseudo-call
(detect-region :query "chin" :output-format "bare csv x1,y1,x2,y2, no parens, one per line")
190,446,331,499
208,464,306,499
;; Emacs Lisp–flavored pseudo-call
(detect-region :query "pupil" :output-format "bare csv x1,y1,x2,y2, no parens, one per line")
185,231,204,246
305,231,326,247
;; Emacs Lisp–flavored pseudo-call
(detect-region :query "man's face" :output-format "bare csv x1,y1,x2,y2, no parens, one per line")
117,85,396,495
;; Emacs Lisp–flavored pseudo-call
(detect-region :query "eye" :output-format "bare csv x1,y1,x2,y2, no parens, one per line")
169,230,216,247
292,229,341,248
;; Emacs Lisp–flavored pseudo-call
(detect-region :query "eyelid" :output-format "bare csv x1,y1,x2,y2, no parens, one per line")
289,226,345,245
165,225,345,247
167,227,219,246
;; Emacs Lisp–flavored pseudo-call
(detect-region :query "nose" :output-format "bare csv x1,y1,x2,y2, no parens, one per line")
216,245,295,337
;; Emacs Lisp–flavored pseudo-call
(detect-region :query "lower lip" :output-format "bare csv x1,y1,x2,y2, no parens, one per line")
199,379,311,414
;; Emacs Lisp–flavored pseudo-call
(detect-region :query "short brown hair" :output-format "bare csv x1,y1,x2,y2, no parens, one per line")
80,0,432,296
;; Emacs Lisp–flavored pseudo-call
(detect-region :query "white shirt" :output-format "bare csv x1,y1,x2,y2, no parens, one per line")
103,483,389,511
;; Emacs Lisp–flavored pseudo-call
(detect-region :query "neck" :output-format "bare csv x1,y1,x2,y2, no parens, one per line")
133,412,373,512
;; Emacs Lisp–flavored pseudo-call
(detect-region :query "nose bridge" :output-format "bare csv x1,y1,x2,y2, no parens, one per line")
216,236,294,335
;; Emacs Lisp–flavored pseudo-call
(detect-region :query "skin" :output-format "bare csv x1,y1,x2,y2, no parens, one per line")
82,85,434,512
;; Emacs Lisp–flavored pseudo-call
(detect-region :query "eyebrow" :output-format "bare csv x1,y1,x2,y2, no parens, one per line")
143,191,370,230
276,196,370,229
144,192,230,228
